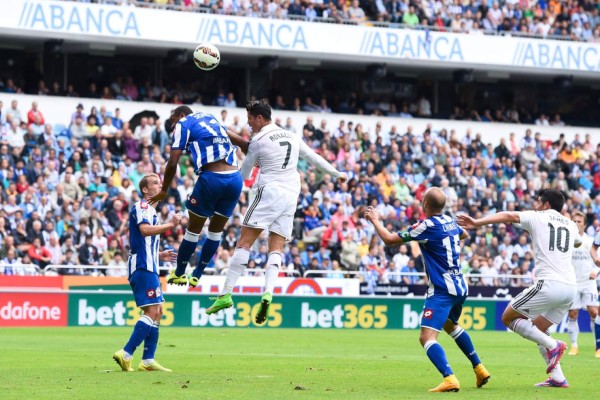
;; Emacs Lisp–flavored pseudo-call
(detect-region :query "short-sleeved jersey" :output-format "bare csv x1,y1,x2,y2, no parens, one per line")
241,123,341,193
128,200,160,276
572,233,595,285
407,214,468,297
518,210,581,285
172,112,237,173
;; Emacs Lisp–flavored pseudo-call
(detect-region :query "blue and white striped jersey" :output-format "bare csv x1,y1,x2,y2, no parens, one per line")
128,200,160,276
171,112,237,173
407,214,468,297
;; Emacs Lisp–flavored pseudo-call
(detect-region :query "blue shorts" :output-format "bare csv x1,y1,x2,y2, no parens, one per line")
129,269,164,308
186,170,243,218
420,293,467,331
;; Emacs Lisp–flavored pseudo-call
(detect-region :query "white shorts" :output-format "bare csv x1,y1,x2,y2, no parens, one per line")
571,281,599,310
510,280,577,324
242,185,297,241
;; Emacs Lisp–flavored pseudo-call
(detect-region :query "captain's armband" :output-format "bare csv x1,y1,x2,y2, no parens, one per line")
399,230,413,243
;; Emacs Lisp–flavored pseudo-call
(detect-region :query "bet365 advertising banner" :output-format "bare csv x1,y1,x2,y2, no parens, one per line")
1,291,591,332
67,293,497,330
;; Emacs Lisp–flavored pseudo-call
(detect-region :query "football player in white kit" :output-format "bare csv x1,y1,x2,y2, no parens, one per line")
568,210,600,357
206,100,347,323
458,189,581,388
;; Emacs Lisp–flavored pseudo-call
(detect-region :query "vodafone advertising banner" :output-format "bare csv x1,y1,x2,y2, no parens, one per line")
0,292,68,327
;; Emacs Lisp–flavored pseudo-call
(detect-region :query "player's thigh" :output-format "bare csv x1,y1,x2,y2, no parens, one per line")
268,189,297,241
213,171,243,218
539,281,578,324
129,269,164,308
187,171,241,218
579,282,598,309
447,295,467,327
243,186,293,231
421,294,454,332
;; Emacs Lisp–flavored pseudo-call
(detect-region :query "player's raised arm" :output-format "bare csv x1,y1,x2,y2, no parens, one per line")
139,213,182,237
365,206,405,246
298,139,347,183
457,211,520,229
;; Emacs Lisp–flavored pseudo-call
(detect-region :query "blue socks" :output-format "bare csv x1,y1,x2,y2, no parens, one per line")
124,315,153,356
175,230,200,276
192,231,222,279
143,323,159,360
595,316,600,350
424,340,453,377
450,326,481,367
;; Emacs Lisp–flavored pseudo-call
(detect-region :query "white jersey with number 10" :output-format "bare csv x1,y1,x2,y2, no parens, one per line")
518,210,582,285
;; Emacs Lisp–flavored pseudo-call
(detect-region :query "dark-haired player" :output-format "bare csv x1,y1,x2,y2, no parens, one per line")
458,188,581,388
150,106,243,287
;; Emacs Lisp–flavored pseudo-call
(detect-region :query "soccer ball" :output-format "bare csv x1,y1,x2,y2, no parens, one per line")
193,43,220,71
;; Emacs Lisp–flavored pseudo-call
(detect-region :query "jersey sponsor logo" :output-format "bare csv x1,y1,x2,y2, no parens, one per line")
423,308,433,319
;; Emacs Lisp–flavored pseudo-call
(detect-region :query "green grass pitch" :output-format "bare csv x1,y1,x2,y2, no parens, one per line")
0,327,596,399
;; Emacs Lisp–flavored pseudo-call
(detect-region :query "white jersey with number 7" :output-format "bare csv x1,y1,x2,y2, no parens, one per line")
241,123,342,192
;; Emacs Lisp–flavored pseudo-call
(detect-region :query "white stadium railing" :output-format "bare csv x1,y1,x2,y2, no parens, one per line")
0,263,535,284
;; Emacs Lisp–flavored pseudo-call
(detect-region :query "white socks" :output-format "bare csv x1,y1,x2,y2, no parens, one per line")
222,248,250,295
509,318,556,349
264,252,282,295
567,318,579,346
538,344,566,382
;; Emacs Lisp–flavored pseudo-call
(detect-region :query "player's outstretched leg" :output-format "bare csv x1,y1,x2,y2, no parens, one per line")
137,321,172,372
424,340,460,392
535,344,569,388
255,251,281,325
507,318,566,373
448,325,490,388
114,314,154,371
594,315,600,357
169,230,200,285
206,247,249,314
189,230,222,287
567,310,579,356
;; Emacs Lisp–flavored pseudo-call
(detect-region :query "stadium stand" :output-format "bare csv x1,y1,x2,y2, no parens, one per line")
84,0,600,42
1,92,599,295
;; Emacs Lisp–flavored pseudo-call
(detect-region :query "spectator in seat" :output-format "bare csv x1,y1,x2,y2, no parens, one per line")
28,237,52,269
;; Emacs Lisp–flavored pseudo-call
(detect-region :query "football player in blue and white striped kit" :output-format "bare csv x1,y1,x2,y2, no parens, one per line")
366,187,489,392
113,173,181,372
150,106,243,287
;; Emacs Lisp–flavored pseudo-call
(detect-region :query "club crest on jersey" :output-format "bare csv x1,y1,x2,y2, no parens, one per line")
423,309,434,319
140,202,149,209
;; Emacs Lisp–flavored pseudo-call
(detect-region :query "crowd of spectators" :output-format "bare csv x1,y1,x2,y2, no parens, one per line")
94,0,600,42
0,96,599,293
